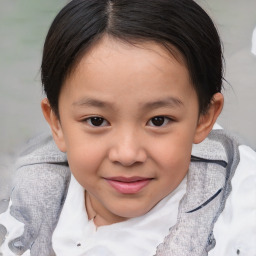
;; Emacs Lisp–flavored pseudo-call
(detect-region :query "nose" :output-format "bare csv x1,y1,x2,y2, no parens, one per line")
108,129,147,166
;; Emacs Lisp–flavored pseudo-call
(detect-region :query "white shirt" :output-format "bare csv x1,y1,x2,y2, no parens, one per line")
52,174,187,256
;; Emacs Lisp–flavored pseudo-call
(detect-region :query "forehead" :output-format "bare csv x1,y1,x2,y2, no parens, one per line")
61,37,196,108
76,37,187,75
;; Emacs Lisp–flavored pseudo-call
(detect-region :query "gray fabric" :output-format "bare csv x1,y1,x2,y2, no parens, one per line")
17,132,67,167
155,130,240,255
1,129,240,255
0,154,16,214
9,133,71,256
0,224,7,247
9,164,70,256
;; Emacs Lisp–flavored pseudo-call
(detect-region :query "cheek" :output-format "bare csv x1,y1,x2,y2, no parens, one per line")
152,133,193,175
66,141,106,184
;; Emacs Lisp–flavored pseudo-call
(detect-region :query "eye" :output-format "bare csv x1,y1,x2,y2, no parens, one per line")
147,116,171,127
85,117,109,127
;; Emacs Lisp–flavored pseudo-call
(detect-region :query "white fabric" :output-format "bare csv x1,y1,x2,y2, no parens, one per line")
0,200,30,255
210,145,256,256
52,174,187,256
252,27,256,56
213,123,223,130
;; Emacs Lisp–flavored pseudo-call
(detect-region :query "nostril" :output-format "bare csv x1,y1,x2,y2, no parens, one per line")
108,147,147,166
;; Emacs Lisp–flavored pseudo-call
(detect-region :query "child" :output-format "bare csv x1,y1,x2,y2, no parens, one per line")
1,0,256,255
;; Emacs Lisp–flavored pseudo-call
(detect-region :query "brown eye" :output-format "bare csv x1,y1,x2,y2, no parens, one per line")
148,116,171,127
152,117,164,126
86,117,108,127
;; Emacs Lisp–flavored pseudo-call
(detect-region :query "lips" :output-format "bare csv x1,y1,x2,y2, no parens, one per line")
105,176,152,194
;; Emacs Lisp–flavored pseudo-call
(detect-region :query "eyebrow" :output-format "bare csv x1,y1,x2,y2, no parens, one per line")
72,96,184,109
141,97,184,110
72,98,110,108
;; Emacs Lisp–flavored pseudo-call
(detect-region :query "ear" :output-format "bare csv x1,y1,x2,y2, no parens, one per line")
41,98,67,152
193,93,224,144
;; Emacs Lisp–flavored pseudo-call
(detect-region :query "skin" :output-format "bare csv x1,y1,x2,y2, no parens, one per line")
42,36,223,227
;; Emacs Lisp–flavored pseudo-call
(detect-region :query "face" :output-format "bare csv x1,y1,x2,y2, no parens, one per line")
43,37,222,225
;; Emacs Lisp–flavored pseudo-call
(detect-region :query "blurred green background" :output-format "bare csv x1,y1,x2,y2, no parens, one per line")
0,0,64,154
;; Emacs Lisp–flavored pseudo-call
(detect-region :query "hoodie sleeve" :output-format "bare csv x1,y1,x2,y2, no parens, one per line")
15,132,67,169
0,132,70,255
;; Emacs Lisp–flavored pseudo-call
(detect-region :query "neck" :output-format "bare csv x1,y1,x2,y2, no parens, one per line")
85,191,127,227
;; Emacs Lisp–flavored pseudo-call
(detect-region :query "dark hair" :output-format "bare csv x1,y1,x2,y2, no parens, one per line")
41,0,223,115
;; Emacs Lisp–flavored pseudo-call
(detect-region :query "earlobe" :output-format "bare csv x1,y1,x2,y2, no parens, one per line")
41,98,67,152
193,93,224,144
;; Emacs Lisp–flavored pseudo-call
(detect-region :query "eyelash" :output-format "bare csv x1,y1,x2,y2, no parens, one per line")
83,116,109,127
147,116,173,127
83,116,173,128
